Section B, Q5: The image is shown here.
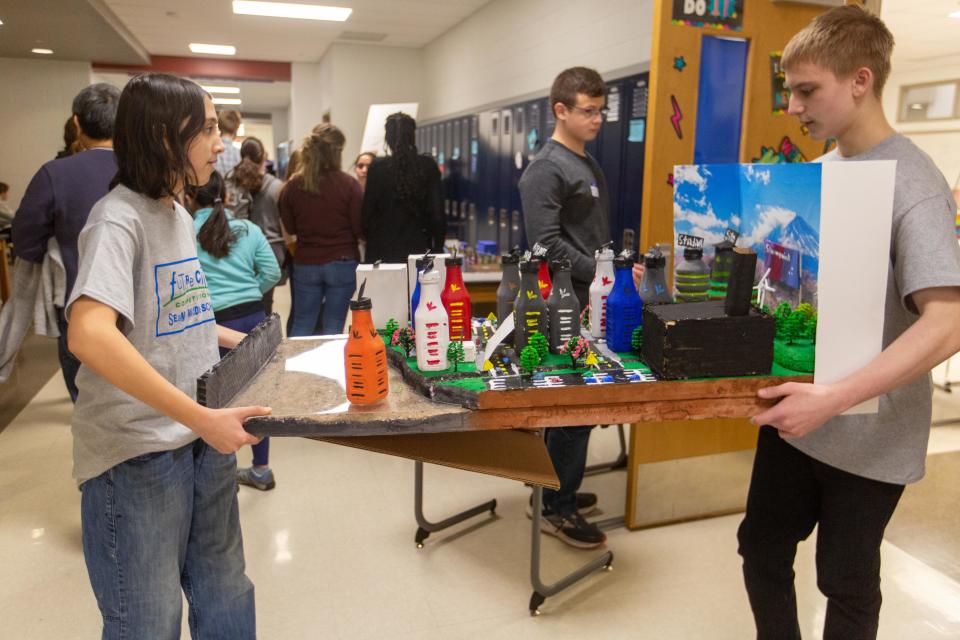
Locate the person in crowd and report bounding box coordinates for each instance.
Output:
[280,124,362,336]
[361,113,444,263]
[66,73,266,638]
[230,136,287,314]
[55,116,82,159]
[352,151,375,190]
[215,109,242,178]
[519,66,610,549]
[11,83,121,402]
[186,170,280,491]
[0,182,13,227]
[737,7,960,639]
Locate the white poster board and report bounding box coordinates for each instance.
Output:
[360,103,420,156]
[815,160,896,414]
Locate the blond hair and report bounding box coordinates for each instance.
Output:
[298,123,345,193]
[781,4,894,97]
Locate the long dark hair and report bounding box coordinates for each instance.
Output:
[112,73,208,200]
[233,136,265,194]
[384,112,422,208]
[187,171,240,259]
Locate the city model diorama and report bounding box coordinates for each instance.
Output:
[200,161,895,421]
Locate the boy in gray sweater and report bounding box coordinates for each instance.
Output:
[519,67,611,549]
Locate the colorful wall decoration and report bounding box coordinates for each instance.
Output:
[672,0,745,31]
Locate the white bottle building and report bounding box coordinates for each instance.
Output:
[588,246,615,340]
[414,268,450,371]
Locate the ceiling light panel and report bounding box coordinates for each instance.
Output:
[189,43,237,56]
[232,1,352,22]
[212,97,243,105]
[31,48,54,55]
[202,85,241,94]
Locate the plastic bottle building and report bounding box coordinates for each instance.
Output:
[513,257,549,353]
[675,246,711,302]
[441,254,472,341]
[537,259,552,300]
[546,257,581,353]
[414,266,450,371]
[344,282,389,405]
[639,247,673,304]
[710,239,735,299]
[495,251,521,325]
[531,242,552,299]
[588,244,615,339]
[410,256,428,326]
[605,251,643,352]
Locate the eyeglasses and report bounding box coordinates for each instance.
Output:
[565,104,609,120]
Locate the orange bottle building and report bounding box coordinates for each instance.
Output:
[344,284,389,405]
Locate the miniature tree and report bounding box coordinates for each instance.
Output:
[801,312,818,342]
[529,332,549,360]
[383,318,399,337]
[392,326,416,358]
[580,304,590,331]
[774,302,792,323]
[631,325,644,353]
[447,341,465,372]
[784,310,806,344]
[584,351,599,368]
[561,335,589,368]
[794,302,815,319]
[520,345,541,375]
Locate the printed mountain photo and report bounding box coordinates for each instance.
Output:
[673,163,821,311]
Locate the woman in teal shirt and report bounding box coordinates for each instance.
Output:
[186,170,280,490]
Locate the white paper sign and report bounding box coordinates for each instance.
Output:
[815,160,896,414]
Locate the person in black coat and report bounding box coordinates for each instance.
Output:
[361,112,445,263]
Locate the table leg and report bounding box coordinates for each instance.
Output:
[584,424,629,476]
[528,483,614,616]
[414,460,498,548]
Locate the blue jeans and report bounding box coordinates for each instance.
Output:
[80,440,256,640]
[543,425,594,515]
[290,259,357,336]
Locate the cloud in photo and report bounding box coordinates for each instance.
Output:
[744,164,771,185]
[674,201,724,230]
[742,205,797,246]
[675,165,709,191]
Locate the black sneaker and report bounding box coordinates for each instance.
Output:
[527,492,598,517]
[540,510,607,549]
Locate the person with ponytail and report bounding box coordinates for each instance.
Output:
[279,123,363,336]
[361,112,444,263]
[230,136,287,314]
[185,169,280,491]
[64,73,266,638]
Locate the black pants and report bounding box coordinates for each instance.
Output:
[543,425,593,515]
[737,426,904,640]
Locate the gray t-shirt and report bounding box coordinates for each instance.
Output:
[67,184,219,485]
[788,134,960,484]
[520,139,611,299]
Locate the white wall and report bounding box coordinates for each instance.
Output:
[0,58,94,208]
[419,0,654,121]
[288,44,424,162]
[883,59,960,188]
[289,59,334,148]
[328,43,425,161]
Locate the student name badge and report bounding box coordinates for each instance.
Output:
[590,182,600,198]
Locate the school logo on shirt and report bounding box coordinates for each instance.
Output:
[154,257,216,337]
